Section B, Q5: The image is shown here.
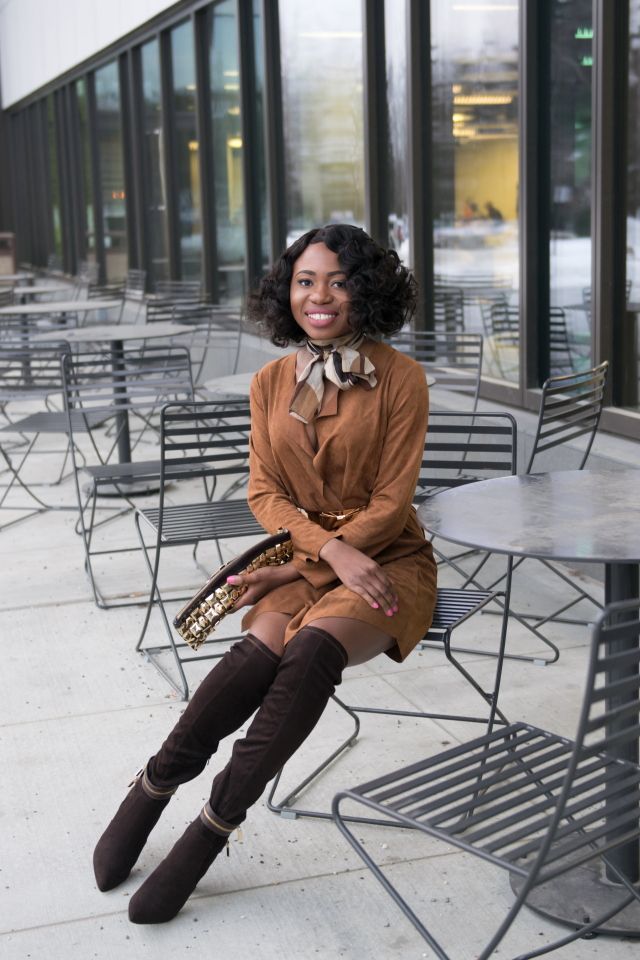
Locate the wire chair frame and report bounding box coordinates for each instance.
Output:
[133,399,266,699]
[61,345,194,608]
[332,598,640,960]
[267,411,517,823]
[389,330,483,412]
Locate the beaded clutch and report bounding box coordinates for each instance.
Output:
[173,529,293,651]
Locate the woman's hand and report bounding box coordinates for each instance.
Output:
[227,563,302,610]
[319,538,399,617]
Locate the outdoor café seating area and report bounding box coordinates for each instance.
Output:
[2,264,640,959]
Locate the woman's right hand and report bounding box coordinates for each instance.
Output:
[227,563,302,610]
[319,538,399,617]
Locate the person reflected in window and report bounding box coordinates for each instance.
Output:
[92,223,437,924]
[485,201,504,222]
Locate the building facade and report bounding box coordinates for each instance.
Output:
[0,0,639,438]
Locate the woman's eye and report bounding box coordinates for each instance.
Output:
[298,279,312,287]
[332,280,346,289]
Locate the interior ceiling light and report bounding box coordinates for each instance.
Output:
[452,4,518,10]
[227,136,243,149]
[223,70,240,77]
[224,83,240,91]
[454,94,513,105]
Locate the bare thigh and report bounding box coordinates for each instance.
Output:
[307,617,395,667]
[248,612,291,658]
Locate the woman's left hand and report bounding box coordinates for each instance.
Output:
[227,564,302,610]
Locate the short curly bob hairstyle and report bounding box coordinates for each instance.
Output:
[246,223,417,346]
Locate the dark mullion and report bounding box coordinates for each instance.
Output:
[160,28,180,280]
[237,0,262,291]
[407,0,433,331]
[119,52,137,273]
[56,88,74,273]
[261,0,286,263]
[194,5,218,301]
[362,0,388,247]
[0,72,14,239]
[128,47,146,279]
[41,99,56,263]
[520,0,550,394]
[67,83,87,268]
[87,73,107,283]
[592,0,630,407]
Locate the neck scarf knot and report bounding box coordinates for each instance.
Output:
[289,333,377,424]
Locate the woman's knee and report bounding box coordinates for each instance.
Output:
[247,612,290,658]
[306,617,395,667]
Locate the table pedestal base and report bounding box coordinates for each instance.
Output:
[511,857,640,937]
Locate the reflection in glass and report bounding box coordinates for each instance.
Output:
[47,95,62,259]
[209,1,244,302]
[431,1,519,384]
[171,20,202,282]
[141,39,170,285]
[549,0,592,376]
[76,79,96,262]
[627,1,640,410]
[95,60,128,280]
[279,0,365,245]
[385,0,409,265]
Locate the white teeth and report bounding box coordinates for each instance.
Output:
[308,313,336,320]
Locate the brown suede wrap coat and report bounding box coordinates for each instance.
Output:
[241,339,437,661]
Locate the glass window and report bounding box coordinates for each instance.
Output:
[47,95,63,260]
[385,0,409,266]
[626,1,640,411]
[549,1,593,377]
[209,0,245,302]
[141,39,170,285]
[94,60,128,280]
[253,0,269,269]
[171,20,202,282]
[76,79,96,263]
[431,1,519,384]
[279,0,365,245]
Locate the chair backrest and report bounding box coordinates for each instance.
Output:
[528,599,640,885]
[435,273,512,302]
[0,288,14,307]
[155,280,202,300]
[390,330,483,411]
[548,307,574,373]
[433,286,464,333]
[125,269,147,300]
[526,360,609,473]
[61,346,194,460]
[0,341,70,401]
[145,298,177,324]
[415,410,517,502]
[158,399,252,495]
[87,280,125,300]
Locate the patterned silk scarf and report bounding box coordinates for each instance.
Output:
[289,333,377,424]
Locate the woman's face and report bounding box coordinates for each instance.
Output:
[290,242,352,340]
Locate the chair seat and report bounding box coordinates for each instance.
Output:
[425,587,496,638]
[139,498,264,545]
[0,410,107,435]
[343,719,640,886]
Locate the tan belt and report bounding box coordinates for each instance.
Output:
[296,504,364,529]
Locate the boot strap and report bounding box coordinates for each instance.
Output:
[200,801,236,837]
[129,765,178,800]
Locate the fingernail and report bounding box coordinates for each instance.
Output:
[227,576,240,584]
[372,602,379,609]
[386,610,394,617]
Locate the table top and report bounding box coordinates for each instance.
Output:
[0,272,34,284]
[0,299,121,316]
[34,321,191,344]
[13,285,72,299]
[417,470,640,564]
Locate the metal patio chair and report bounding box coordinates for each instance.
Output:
[61,345,194,608]
[154,279,203,300]
[133,399,265,699]
[124,269,147,319]
[388,330,483,412]
[266,411,516,822]
[332,598,640,959]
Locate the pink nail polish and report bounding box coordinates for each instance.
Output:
[372,602,379,609]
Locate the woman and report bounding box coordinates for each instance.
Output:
[93,223,437,923]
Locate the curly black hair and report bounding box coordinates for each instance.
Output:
[246,223,417,346]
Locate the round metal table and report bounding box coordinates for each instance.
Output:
[417,469,640,935]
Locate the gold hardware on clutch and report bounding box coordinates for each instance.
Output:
[176,536,293,650]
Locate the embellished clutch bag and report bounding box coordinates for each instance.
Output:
[173,529,294,651]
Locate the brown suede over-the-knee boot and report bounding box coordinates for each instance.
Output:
[93,634,280,892]
[128,626,347,923]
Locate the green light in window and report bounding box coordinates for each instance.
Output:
[575,27,593,40]
[580,55,593,67]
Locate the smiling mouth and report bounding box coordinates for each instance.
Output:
[306,312,338,321]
